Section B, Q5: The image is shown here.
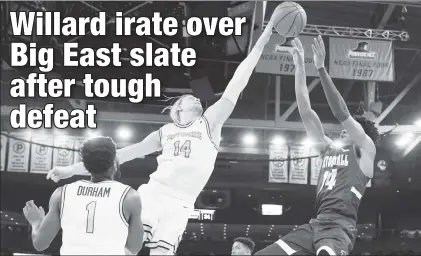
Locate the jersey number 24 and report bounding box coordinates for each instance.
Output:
[174,140,191,158]
[319,169,338,193]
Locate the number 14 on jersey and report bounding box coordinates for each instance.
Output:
[319,169,337,193]
[174,140,192,158]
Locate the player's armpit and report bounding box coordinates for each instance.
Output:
[124,189,144,255]
[117,130,161,164]
[203,97,234,128]
[341,117,376,157]
[32,187,62,251]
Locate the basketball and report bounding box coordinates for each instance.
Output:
[271,2,307,37]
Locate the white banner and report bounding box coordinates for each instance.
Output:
[269,144,289,183]
[310,148,323,185]
[1,134,7,171]
[7,133,30,172]
[289,146,309,184]
[73,138,90,176]
[256,35,318,76]
[30,136,53,173]
[329,37,394,82]
[53,136,75,167]
[73,138,85,164]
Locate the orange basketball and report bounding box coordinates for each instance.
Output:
[272,2,307,37]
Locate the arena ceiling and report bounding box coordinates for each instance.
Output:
[1,1,421,159]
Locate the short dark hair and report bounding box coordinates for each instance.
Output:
[353,115,380,145]
[80,136,117,174]
[234,237,255,252]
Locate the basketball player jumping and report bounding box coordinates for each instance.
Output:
[24,137,144,255]
[46,16,278,255]
[256,36,379,256]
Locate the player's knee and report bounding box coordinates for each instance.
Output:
[318,250,331,256]
[316,246,336,256]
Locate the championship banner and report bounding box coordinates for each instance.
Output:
[7,133,30,172]
[329,37,394,82]
[268,144,289,183]
[1,133,7,171]
[73,137,84,164]
[53,136,75,167]
[74,137,90,176]
[256,35,318,76]
[30,136,53,173]
[310,147,323,185]
[289,146,309,185]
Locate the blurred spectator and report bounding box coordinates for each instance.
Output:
[231,237,255,255]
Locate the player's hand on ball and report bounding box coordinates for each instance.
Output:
[289,38,305,65]
[311,35,326,69]
[23,200,45,226]
[46,166,74,183]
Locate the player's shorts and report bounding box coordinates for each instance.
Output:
[255,213,358,256]
[137,183,194,254]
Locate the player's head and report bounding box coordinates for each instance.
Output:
[340,115,380,146]
[162,94,203,124]
[80,136,120,180]
[231,237,255,255]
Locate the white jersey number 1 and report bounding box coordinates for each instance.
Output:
[86,201,97,233]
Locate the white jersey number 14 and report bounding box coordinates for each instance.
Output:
[174,140,192,158]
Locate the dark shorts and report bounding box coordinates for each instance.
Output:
[256,216,357,256]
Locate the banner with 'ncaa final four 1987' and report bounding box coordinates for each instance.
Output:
[329,37,394,82]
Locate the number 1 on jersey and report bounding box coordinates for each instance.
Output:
[174,140,191,158]
[86,201,96,233]
[319,169,338,193]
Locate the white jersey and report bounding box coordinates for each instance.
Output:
[60,180,131,255]
[150,116,219,204]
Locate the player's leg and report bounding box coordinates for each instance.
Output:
[313,220,357,256]
[137,185,160,248]
[255,224,315,255]
[148,200,193,255]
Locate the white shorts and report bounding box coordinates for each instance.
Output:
[137,184,193,253]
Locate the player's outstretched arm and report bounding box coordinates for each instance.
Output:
[116,130,161,163]
[124,189,144,255]
[204,21,274,128]
[47,131,162,182]
[312,35,376,156]
[23,188,62,251]
[289,38,331,153]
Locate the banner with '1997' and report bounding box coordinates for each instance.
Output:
[256,35,318,77]
[329,37,394,82]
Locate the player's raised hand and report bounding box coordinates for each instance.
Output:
[311,35,326,69]
[288,38,305,66]
[46,166,74,183]
[23,200,45,226]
